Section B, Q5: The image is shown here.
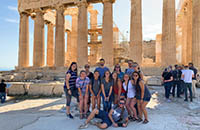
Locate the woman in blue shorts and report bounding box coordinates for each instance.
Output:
[132,71,151,124]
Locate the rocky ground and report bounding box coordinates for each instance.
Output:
[0,86,200,130]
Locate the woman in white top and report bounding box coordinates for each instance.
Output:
[123,73,138,121]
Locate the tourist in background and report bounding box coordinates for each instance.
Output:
[0,79,7,103]
[101,70,113,112]
[90,70,101,110]
[64,62,79,119]
[182,65,194,102]
[94,58,110,78]
[112,71,122,104]
[76,70,90,119]
[132,71,151,124]
[162,67,173,102]
[125,60,135,77]
[172,65,182,98]
[113,64,124,80]
[189,63,198,98]
[123,73,138,121]
[84,64,94,113]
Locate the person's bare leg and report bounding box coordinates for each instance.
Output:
[84,95,88,114]
[85,109,99,124]
[92,96,95,110]
[96,123,108,129]
[126,98,132,116]
[97,96,101,110]
[130,98,138,119]
[79,96,83,115]
[137,100,142,119]
[141,102,148,120]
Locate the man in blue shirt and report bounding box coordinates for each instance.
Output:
[94,59,110,78]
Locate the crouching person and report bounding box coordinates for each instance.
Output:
[79,98,129,129]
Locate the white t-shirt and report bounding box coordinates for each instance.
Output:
[182,69,194,83]
[123,81,136,98]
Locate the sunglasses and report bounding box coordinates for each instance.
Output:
[133,75,138,77]
[119,102,125,105]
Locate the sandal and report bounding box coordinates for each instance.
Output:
[143,119,149,124]
[80,114,83,119]
[132,117,137,121]
[137,118,143,122]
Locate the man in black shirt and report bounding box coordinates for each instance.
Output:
[162,67,173,102]
[0,79,7,103]
[172,65,182,98]
[189,63,198,98]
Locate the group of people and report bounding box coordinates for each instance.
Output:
[162,63,198,102]
[64,59,151,129]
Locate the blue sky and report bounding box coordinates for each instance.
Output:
[0,0,180,69]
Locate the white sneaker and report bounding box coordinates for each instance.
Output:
[79,123,89,129]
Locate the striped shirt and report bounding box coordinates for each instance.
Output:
[64,70,77,89]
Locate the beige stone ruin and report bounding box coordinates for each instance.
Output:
[17,0,200,70]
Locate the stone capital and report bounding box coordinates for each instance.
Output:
[76,0,88,7]
[102,0,115,3]
[55,5,65,12]
[19,12,29,18]
[34,8,46,15]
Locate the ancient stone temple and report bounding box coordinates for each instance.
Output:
[17,0,200,69]
[17,0,127,69]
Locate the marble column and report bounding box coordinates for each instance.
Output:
[77,0,88,67]
[130,0,143,64]
[102,0,115,66]
[192,0,200,68]
[89,10,98,65]
[47,23,54,67]
[156,34,162,65]
[89,10,98,42]
[18,12,29,68]
[68,14,78,63]
[181,11,188,65]
[33,11,45,67]
[65,31,71,66]
[55,6,65,67]
[161,0,176,66]
[187,2,193,63]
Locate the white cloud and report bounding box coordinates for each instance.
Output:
[5,18,19,24]
[8,6,18,12]
[143,24,162,40]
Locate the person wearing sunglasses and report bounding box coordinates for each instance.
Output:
[113,64,124,80]
[79,98,129,129]
[94,58,110,78]
[132,71,151,124]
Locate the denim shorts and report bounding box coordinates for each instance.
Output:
[95,110,112,127]
[136,96,151,102]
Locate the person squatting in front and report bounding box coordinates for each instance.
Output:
[79,98,129,129]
